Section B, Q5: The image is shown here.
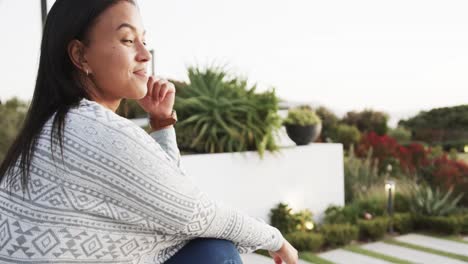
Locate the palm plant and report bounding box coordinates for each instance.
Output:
[174,66,282,156]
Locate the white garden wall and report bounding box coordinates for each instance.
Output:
[180,137,344,223]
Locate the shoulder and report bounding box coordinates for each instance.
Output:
[64,98,155,149]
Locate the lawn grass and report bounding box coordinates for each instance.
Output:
[299,252,335,264]
[344,245,412,264]
[384,238,468,262]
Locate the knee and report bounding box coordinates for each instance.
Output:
[191,238,242,263]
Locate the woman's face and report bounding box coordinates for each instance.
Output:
[81,1,151,107]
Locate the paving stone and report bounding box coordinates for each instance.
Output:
[362,241,466,264]
[395,234,468,257]
[318,248,392,264]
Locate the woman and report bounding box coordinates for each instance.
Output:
[0,0,298,263]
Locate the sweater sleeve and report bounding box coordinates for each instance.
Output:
[148,126,180,167]
[79,114,284,253]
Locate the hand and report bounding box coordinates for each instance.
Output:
[137,76,175,119]
[268,240,298,264]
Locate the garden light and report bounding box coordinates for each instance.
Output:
[305,221,314,230]
[464,145,468,153]
[385,180,395,234]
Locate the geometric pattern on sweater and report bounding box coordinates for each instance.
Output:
[0,98,284,263]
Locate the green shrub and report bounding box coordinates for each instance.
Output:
[388,126,412,144]
[342,109,389,136]
[409,185,463,216]
[394,192,411,213]
[358,217,389,240]
[285,232,324,252]
[392,213,413,234]
[320,224,359,247]
[457,214,468,234]
[283,106,321,126]
[413,215,461,235]
[270,203,298,235]
[323,204,360,225]
[333,124,361,150]
[294,209,315,232]
[316,106,340,142]
[174,66,282,156]
[355,198,386,217]
[0,97,29,163]
[344,145,380,203]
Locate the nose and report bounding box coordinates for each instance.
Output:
[136,42,152,62]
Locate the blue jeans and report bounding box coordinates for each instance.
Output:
[165,238,243,264]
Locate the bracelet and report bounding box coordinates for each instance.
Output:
[149,110,177,131]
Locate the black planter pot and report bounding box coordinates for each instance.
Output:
[285,123,322,145]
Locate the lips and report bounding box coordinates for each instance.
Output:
[133,69,147,78]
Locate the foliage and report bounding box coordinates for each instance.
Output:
[323,198,386,225]
[457,214,468,234]
[399,104,468,150]
[115,99,147,119]
[392,213,413,234]
[283,106,321,126]
[0,97,29,163]
[269,203,315,235]
[357,217,389,240]
[342,109,389,135]
[424,154,468,207]
[284,232,323,252]
[319,224,359,247]
[344,145,379,203]
[356,132,430,176]
[332,124,361,150]
[323,204,360,225]
[315,106,340,142]
[174,66,282,156]
[270,203,298,235]
[294,209,315,232]
[413,215,461,235]
[409,184,463,216]
[388,126,412,144]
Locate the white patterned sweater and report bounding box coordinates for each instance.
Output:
[0,98,284,263]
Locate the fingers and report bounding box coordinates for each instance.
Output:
[148,76,175,103]
[146,76,154,98]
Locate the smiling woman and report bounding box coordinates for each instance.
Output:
[0,1,298,264]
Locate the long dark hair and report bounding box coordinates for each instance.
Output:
[0,0,135,192]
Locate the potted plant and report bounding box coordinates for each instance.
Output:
[283,106,322,145]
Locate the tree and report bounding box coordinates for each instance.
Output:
[316,106,340,142]
[399,105,468,151]
[0,97,29,162]
[342,109,389,135]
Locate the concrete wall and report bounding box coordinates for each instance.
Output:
[180,141,344,223]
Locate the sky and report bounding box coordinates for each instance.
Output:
[1,0,468,127]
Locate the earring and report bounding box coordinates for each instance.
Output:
[85,69,89,76]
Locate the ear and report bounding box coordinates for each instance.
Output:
[67,39,90,74]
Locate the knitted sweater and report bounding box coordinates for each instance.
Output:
[0,98,284,263]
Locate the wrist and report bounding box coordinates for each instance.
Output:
[149,110,177,131]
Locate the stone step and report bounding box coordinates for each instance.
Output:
[318,248,392,264]
[362,241,466,264]
[395,234,468,257]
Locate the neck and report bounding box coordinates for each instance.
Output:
[88,94,121,112]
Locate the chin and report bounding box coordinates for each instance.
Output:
[129,85,147,100]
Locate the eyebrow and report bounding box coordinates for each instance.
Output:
[116,23,146,35]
